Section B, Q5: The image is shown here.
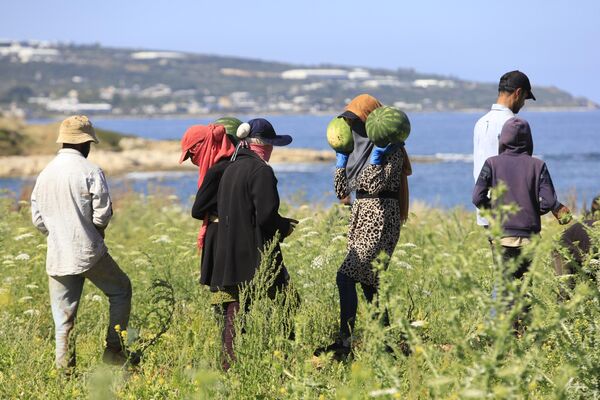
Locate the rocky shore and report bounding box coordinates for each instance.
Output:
[0,137,336,177]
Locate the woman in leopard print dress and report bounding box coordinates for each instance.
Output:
[315,94,409,358]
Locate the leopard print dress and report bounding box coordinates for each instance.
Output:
[334,148,404,287]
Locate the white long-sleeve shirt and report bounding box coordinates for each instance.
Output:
[473,104,515,226]
[31,148,112,276]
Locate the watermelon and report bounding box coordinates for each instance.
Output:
[365,106,411,147]
[326,117,354,153]
[213,117,242,143]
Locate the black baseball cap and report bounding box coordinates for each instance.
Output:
[498,70,536,101]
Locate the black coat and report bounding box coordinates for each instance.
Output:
[214,148,291,287]
[191,159,229,287]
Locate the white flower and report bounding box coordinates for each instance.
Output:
[15,253,30,261]
[25,284,38,290]
[18,296,33,303]
[397,261,413,270]
[133,259,150,267]
[410,320,427,328]
[23,309,40,316]
[311,255,324,269]
[399,242,417,249]
[153,235,171,243]
[14,233,34,241]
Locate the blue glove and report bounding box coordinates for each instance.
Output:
[370,143,399,165]
[336,152,349,168]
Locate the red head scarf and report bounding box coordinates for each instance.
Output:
[179,124,235,249]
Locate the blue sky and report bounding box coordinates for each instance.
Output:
[3,0,600,103]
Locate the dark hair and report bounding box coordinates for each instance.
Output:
[592,195,600,213]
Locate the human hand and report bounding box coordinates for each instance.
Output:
[370,143,399,165]
[335,152,349,168]
[286,218,299,237]
[552,203,572,225]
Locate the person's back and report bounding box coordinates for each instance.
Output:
[473,70,536,226]
[473,117,563,238]
[31,115,136,369]
[32,148,110,275]
[216,148,290,287]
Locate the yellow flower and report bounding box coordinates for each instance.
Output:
[114,324,121,332]
[120,330,128,340]
[414,345,424,355]
[279,387,287,395]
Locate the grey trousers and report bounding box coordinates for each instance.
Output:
[48,253,132,368]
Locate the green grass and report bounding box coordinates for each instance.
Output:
[0,194,599,399]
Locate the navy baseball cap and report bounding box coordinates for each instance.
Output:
[499,70,536,100]
[247,118,292,146]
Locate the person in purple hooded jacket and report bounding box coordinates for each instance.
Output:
[472,117,571,328]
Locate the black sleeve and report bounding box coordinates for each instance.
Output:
[191,168,221,220]
[472,160,492,209]
[249,165,290,239]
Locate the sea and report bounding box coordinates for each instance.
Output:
[2,111,599,209]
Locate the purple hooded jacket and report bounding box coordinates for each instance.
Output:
[472,117,560,237]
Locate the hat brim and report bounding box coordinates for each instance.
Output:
[260,135,293,146]
[338,110,359,120]
[178,150,191,164]
[527,90,536,101]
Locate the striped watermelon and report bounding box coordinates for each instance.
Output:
[326,117,354,153]
[213,117,242,143]
[365,106,411,147]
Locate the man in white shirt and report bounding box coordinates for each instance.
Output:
[473,70,536,226]
[31,115,138,369]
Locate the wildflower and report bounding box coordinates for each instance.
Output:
[397,261,413,270]
[311,255,324,269]
[14,233,34,241]
[120,330,128,340]
[414,345,424,355]
[273,350,283,359]
[152,235,171,244]
[410,320,428,328]
[15,253,30,261]
[114,324,121,332]
[399,242,417,248]
[279,387,287,395]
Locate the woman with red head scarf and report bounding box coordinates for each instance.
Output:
[180,123,236,281]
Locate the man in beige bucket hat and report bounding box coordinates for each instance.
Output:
[31,115,139,370]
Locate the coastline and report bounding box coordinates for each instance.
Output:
[0,138,337,178]
[27,106,600,122]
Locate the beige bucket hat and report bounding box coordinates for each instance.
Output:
[56,115,99,144]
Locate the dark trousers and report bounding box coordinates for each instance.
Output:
[502,246,532,332]
[336,271,378,340]
[218,301,240,371]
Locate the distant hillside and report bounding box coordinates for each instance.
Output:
[0,40,597,117]
[0,117,125,156]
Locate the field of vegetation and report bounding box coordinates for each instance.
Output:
[0,192,599,399]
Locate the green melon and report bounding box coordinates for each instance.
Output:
[212,117,242,143]
[365,106,411,147]
[326,117,354,153]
